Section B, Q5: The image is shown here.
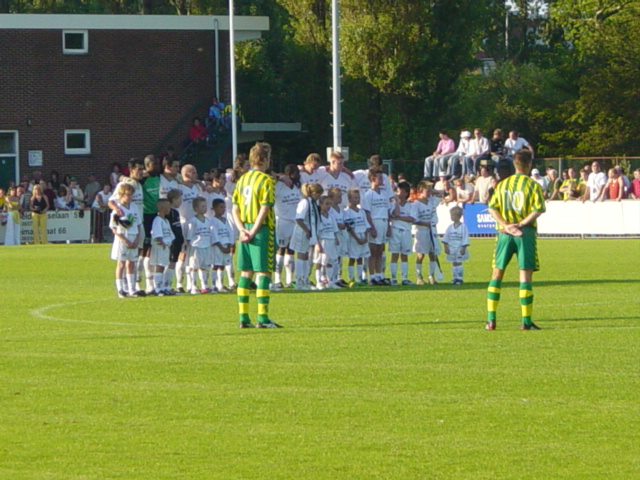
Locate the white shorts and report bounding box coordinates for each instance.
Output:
[314,238,337,266]
[388,228,412,255]
[446,247,470,264]
[276,218,296,249]
[111,237,139,262]
[347,232,371,260]
[149,243,171,267]
[368,218,389,246]
[227,212,239,242]
[290,224,313,254]
[413,228,435,255]
[188,247,211,269]
[336,230,349,257]
[212,246,232,267]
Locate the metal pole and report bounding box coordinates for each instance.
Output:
[331,0,342,150]
[214,18,220,98]
[229,0,238,160]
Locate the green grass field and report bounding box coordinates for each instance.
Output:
[1,239,639,479]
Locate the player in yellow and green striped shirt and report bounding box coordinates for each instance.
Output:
[231,142,281,329]
[486,149,546,331]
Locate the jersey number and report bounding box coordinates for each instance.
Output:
[242,185,253,207]
[503,190,525,213]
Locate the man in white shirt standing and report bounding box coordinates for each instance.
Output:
[581,161,607,203]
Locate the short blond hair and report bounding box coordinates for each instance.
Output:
[249,142,271,168]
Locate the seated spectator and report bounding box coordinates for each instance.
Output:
[599,168,625,201]
[434,175,456,204]
[473,165,495,204]
[490,129,507,166]
[462,128,490,178]
[84,174,101,205]
[43,181,56,207]
[55,186,75,210]
[504,130,534,158]
[454,176,475,205]
[559,167,581,201]
[206,96,226,131]
[581,161,607,202]
[546,169,562,202]
[439,130,471,178]
[530,168,548,190]
[630,168,640,199]
[424,130,455,179]
[68,177,86,208]
[188,117,207,146]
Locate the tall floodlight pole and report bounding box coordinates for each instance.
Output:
[229,0,238,160]
[331,0,342,151]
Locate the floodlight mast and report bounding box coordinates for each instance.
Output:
[229,0,238,160]
[331,0,342,151]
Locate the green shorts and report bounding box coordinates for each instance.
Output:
[492,226,540,271]
[236,224,275,273]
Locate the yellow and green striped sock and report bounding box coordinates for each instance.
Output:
[237,276,252,324]
[487,279,502,322]
[256,275,271,324]
[519,282,534,326]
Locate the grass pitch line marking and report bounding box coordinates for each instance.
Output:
[29,300,220,329]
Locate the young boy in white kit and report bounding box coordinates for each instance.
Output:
[314,195,340,289]
[273,164,302,290]
[343,188,371,286]
[412,181,442,285]
[110,183,143,298]
[388,181,415,286]
[186,196,214,295]
[290,182,323,291]
[442,206,470,285]
[149,198,176,296]
[211,198,234,293]
[327,187,348,287]
[361,169,391,286]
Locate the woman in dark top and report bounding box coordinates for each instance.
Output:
[30,184,50,244]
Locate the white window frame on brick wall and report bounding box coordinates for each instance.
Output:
[62,30,88,54]
[64,130,91,155]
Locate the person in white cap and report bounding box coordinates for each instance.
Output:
[530,168,548,190]
[438,130,472,178]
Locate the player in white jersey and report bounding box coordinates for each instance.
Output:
[210,198,234,293]
[149,198,176,295]
[290,183,323,290]
[159,157,180,199]
[361,170,391,285]
[343,188,371,285]
[412,181,443,285]
[108,158,146,294]
[327,187,348,287]
[317,151,356,208]
[204,168,226,220]
[109,183,143,298]
[272,165,302,290]
[185,197,214,295]
[352,155,395,200]
[314,195,340,289]
[388,181,416,286]
[299,153,323,185]
[442,206,470,285]
[175,164,202,292]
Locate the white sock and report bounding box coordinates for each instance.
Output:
[296,259,306,285]
[126,274,136,294]
[216,269,224,290]
[198,270,208,290]
[357,264,364,281]
[135,256,144,290]
[164,268,175,291]
[348,265,355,281]
[115,278,123,292]
[175,259,184,288]
[381,253,387,277]
[207,267,214,289]
[154,273,163,292]
[401,262,408,280]
[315,267,322,285]
[429,261,437,276]
[416,264,423,277]
[390,263,398,280]
[284,254,295,285]
[274,254,284,284]
[189,270,197,290]
[143,257,153,292]
[225,264,236,286]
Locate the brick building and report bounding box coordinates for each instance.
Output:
[0,14,271,188]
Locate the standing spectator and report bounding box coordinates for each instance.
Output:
[581,161,607,203]
[84,174,101,206]
[68,177,85,209]
[598,168,625,201]
[49,170,61,190]
[462,128,490,178]
[43,181,56,207]
[188,117,207,146]
[207,96,226,132]
[424,130,456,179]
[454,177,475,205]
[630,168,640,199]
[17,185,30,213]
[546,169,562,202]
[0,187,6,211]
[4,186,22,245]
[29,184,50,244]
[62,174,72,187]
[91,184,112,242]
[485,149,546,331]
[28,170,43,193]
[110,163,122,190]
[615,166,631,197]
[503,130,534,158]
[559,167,581,201]
[530,169,548,190]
